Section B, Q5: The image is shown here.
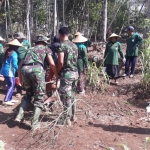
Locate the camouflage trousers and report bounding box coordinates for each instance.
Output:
[59,78,77,119]
[21,65,45,108]
[77,72,86,92]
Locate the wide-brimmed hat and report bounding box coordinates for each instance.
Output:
[15,32,26,39]
[0,36,5,41]
[7,39,22,47]
[72,34,88,43]
[107,33,121,40]
[35,35,49,44]
[75,32,81,36]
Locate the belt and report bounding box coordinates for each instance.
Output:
[22,62,43,67]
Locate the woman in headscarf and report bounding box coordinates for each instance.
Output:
[1,39,22,106]
[73,33,88,94]
[104,33,125,84]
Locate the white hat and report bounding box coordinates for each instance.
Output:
[15,32,26,39]
[0,36,4,41]
[107,33,121,40]
[7,39,22,47]
[72,34,88,43]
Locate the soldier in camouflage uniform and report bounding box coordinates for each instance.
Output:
[57,27,78,126]
[15,35,59,130]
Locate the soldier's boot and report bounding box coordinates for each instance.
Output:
[64,107,72,126]
[70,101,77,122]
[31,106,41,131]
[15,99,29,122]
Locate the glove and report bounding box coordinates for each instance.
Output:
[123,58,126,64]
[132,44,138,51]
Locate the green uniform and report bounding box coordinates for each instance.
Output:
[16,44,52,129]
[58,40,78,79]
[16,39,31,64]
[126,32,143,56]
[58,40,78,121]
[76,43,88,92]
[76,43,88,73]
[22,45,52,108]
[104,42,124,65]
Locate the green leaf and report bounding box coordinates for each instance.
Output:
[119,144,130,150]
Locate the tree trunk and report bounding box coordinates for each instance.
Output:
[54,0,57,36]
[79,0,86,31]
[4,0,8,39]
[119,10,127,35]
[148,0,150,19]
[30,0,33,42]
[62,0,65,26]
[102,0,107,42]
[47,0,51,35]
[107,1,125,31]
[87,0,90,37]
[27,0,31,44]
[7,0,13,38]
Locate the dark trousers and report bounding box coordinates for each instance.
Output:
[15,71,22,94]
[4,76,16,102]
[125,56,137,75]
[16,85,22,94]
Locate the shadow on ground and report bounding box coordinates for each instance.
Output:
[89,122,150,135]
[0,101,55,131]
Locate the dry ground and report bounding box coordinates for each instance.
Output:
[0,73,150,150]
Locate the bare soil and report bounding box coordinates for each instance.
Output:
[0,43,149,150]
[0,73,150,150]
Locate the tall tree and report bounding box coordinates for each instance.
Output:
[7,0,13,38]
[102,0,107,42]
[4,0,8,39]
[62,0,65,26]
[27,0,31,44]
[148,0,150,19]
[54,0,57,36]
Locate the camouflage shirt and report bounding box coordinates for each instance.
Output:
[23,45,52,65]
[58,40,78,79]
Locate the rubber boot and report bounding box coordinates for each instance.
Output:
[70,101,77,122]
[15,98,29,122]
[64,101,72,126]
[31,106,42,130]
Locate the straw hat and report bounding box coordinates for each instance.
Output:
[75,32,81,36]
[107,33,121,40]
[0,36,4,41]
[7,39,22,47]
[72,34,88,43]
[15,32,26,39]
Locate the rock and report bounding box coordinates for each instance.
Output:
[112,93,115,97]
